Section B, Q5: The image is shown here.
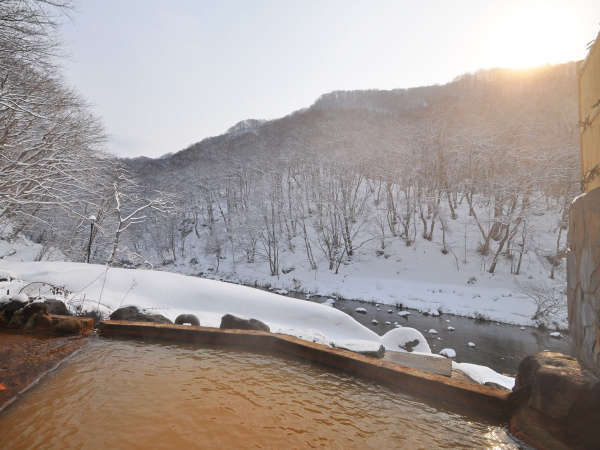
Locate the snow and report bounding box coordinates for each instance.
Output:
[549,331,562,338]
[322,298,336,307]
[439,348,456,358]
[467,342,476,348]
[332,339,382,354]
[0,262,380,346]
[428,329,438,334]
[354,307,367,314]
[447,326,455,331]
[397,311,411,317]
[371,319,378,325]
[452,362,515,390]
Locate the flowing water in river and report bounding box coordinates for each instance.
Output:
[0,338,520,449]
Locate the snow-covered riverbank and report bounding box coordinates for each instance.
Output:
[0,261,515,389]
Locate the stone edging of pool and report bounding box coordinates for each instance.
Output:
[98,320,511,423]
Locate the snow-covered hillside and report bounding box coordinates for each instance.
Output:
[157,193,569,329]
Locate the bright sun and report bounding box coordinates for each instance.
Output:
[485,5,574,69]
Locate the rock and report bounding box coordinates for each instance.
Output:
[371,319,378,325]
[175,314,200,326]
[0,299,26,322]
[24,312,53,331]
[53,317,82,335]
[567,188,600,376]
[397,311,410,317]
[447,326,455,331]
[44,299,70,316]
[428,329,438,334]
[354,307,367,314]
[468,342,476,348]
[511,352,600,448]
[20,302,48,323]
[512,352,594,419]
[358,344,385,359]
[219,314,270,332]
[109,305,172,324]
[8,308,25,328]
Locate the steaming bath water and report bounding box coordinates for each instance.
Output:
[0,339,519,448]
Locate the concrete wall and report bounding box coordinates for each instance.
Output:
[568,187,600,375]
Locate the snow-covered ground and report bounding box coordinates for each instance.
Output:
[0,260,515,389]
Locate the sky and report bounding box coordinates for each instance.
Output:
[59,0,600,158]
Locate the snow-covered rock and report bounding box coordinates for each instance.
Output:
[439,348,456,358]
[447,326,455,331]
[467,341,476,348]
[355,307,367,314]
[428,328,438,334]
[397,311,410,317]
[549,331,562,338]
[381,327,431,353]
[371,319,379,325]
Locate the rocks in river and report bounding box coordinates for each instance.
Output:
[109,305,172,324]
[510,352,600,449]
[44,299,70,316]
[385,321,391,325]
[354,307,367,314]
[371,319,379,325]
[175,314,200,326]
[467,341,476,348]
[219,313,270,332]
[439,348,456,358]
[387,309,393,314]
[447,326,455,331]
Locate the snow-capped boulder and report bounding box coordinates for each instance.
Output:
[397,311,410,317]
[447,326,455,331]
[355,307,367,314]
[428,329,438,334]
[381,327,431,353]
[439,348,456,358]
[467,341,476,348]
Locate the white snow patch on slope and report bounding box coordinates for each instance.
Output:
[452,362,515,390]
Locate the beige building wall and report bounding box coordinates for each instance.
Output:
[579,33,600,192]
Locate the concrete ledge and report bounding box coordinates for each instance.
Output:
[98,320,511,422]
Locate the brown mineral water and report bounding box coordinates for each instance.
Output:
[0,339,519,449]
